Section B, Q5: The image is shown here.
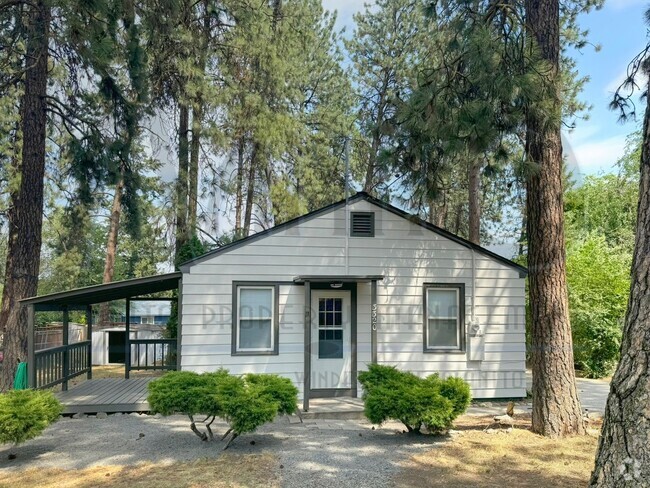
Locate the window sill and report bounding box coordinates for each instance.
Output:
[231,350,279,356]
[423,349,466,355]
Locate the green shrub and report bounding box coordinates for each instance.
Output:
[436,376,471,417]
[147,370,299,447]
[358,364,469,434]
[147,370,227,417]
[245,373,298,416]
[0,390,62,446]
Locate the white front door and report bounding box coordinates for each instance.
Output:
[311,290,352,390]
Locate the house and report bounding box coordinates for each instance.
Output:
[178,192,527,408]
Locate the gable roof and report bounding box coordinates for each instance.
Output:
[180,192,527,276]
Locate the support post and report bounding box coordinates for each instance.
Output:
[371,280,377,364]
[303,281,311,412]
[27,304,36,388]
[86,305,93,379]
[62,305,69,391]
[176,278,182,371]
[125,298,131,379]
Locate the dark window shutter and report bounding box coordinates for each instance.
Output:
[350,212,375,237]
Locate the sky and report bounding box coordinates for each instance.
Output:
[323,0,650,177]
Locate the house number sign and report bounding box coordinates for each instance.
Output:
[371,304,377,331]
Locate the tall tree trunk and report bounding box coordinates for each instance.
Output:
[234,136,245,235]
[243,143,258,236]
[98,177,124,327]
[364,79,389,194]
[468,159,481,244]
[589,75,650,487]
[188,103,202,234]
[525,0,584,437]
[0,1,49,390]
[175,103,190,262]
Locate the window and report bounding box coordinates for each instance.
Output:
[318,298,343,358]
[424,284,464,352]
[350,212,375,237]
[233,284,278,354]
[140,316,154,325]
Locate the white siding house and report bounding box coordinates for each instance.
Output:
[179,192,527,407]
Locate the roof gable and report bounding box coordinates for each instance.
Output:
[180,193,527,276]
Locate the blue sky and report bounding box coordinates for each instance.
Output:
[323,0,649,176]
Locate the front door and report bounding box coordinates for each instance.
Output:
[311,290,352,391]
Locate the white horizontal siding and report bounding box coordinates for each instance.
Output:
[180,199,526,399]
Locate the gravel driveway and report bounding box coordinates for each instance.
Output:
[0,414,441,487]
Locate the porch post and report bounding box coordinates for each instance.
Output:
[303,280,311,412]
[125,298,131,379]
[86,305,93,379]
[27,304,36,388]
[62,305,69,391]
[371,279,377,364]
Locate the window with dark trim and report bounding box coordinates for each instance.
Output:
[423,283,465,352]
[232,283,279,355]
[350,212,375,237]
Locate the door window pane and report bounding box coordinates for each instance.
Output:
[319,329,343,358]
[318,298,342,328]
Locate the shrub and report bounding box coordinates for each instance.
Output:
[147,370,299,448]
[436,376,472,417]
[245,373,299,416]
[358,364,470,434]
[0,390,62,450]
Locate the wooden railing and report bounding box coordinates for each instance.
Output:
[34,341,91,389]
[128,338,176,372]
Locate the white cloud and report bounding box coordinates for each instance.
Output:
[564,133,627,175]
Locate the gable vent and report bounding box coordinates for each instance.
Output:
[350,212,375,237]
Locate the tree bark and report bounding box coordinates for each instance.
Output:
[234,136,245,235]
[243,143,258,236]
[0,1,49,390]
[188,103,202,234]
[589,75,650,486]
[468,159,481,244]
[525,0,584,437]
[98,176,124,327]
[363,74,389,194]
[175,103,190,262]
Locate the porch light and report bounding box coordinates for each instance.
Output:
[330,282,343,289]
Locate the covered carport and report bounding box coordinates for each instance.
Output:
[20,272,181,413]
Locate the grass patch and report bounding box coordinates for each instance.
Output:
[0,453,279,488]
[396,414,600,488]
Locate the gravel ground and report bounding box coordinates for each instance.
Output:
[0,414,441,487]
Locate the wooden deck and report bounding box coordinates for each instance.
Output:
[55,378,155,414]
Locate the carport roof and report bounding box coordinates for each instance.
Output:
[20,272,181,311]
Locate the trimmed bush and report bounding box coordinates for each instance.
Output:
[359,364,470,434]
[147,370,299,448]
[245,373,299,416]
[0,390,62,450]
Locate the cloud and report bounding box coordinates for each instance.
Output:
[564,133,627,175]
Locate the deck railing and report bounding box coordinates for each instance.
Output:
[34,340,91,389]
[128,338,177,372]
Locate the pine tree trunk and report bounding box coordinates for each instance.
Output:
[175,103,190,262]
[525,0,585,437]
[234,136,245,235]
[468,160,481,244]
[243,143,258,236]
[188,103,202,234]
[0,1,49,390]
[98,177,124,327]
[589,75,650,486]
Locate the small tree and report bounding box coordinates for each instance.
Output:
[0,390,62,458]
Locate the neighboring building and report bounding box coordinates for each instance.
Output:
[178,192,527,402]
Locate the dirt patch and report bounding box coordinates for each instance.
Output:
[0,453,279,488]
[396,414,601,488]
